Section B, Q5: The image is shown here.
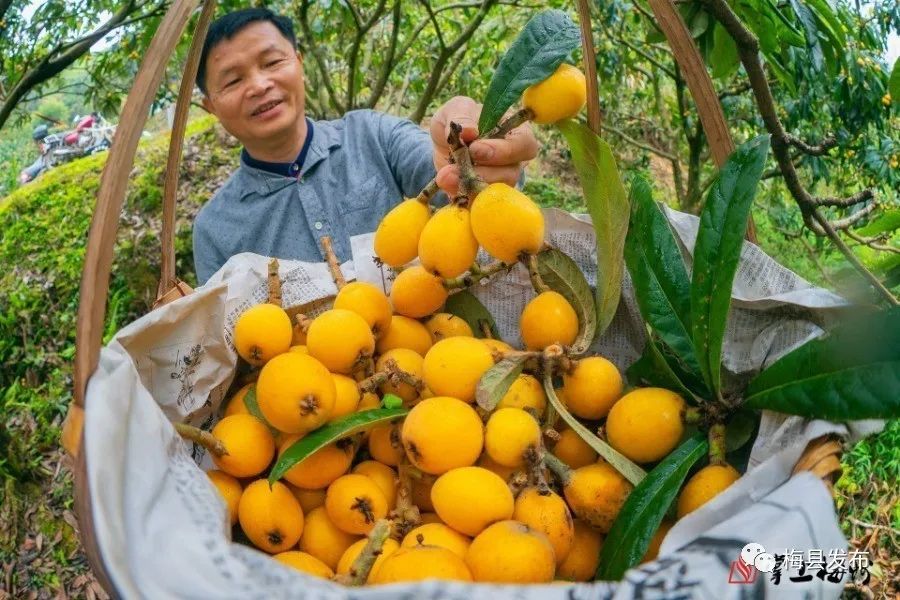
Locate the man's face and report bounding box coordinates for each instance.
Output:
[202,21,305,147]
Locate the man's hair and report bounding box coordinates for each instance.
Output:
[197,8,298,95]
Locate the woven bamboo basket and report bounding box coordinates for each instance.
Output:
[61,0,844,593]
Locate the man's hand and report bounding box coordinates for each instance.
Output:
[430,96,538,197]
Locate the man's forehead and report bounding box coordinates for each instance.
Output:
[207,22,293,69]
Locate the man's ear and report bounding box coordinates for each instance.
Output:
[296,50,303,64]
[201,94,214,115]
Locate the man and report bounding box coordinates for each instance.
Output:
[193,7,538,284]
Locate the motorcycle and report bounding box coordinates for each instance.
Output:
[18,113,117,185]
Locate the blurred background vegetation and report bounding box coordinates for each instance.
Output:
[0,0,897,597]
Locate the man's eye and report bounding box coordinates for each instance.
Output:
[266,59,284,68]
[224,79,240,88]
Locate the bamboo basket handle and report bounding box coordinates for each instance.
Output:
[156,0,217,305]
[643,0,757,243]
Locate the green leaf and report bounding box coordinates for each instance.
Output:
[626,332,703,403]
[444,290,500,339]
[556,119,630,337]
[542,372,646,486]
[596,434,708,580]
[890,57,900,102]
[710,23,740,79]
[856,208,900,237]
[269,408,408,484]
[725,409,759,452]
[478,10,581,133]
[766,0,805,47]
[745,307,900,420]
[691,135,770,397]
[476,355,527,411]
[536,248,597,354]
[242,385,278,434]
[789,0,824,70]
[688,9,710,38]
[623,176,702,381]
[383,394,402,409]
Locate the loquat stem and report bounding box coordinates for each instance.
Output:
[479,321,493,339]
[443,260,512,290]
[338,519,392,586]
[356,359,424,395]
[357,371,390,394]
[174,423,227,457]
[409,109,534,207]
[709,423,727,466]
[447,121,487,204]
[484,107,534,139]
[525,445,550,490]
[267,258,282,307]
[320,236,346,289]
[542,452,573,486]
[390,460,421,540]
[683,406,704,426]
[294,313,313,333]
[526,253,550,293]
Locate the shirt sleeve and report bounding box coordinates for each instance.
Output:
[376,112,438,199]
[192,207,226,286]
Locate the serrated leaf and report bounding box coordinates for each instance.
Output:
[745,307,900,420]
[624,176,702,382]
[595,434,707,580]
[269,408,408,484]
[535,248,597,354]
[556,119,630,337]
[444,290,500,339]
[478,10,581,133]
[890,57,900,102]
[691,135,770,398]
[542,372,645,486]
[476,356,527,411]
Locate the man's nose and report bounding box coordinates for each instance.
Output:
[246,70,274,97]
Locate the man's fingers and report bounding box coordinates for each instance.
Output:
[431,96,481,147]
[474,164,521,187]
[468,124,538,166]
[436,163,522,197]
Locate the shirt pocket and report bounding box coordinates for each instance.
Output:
[338,174,380,214]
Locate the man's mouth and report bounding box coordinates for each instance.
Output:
[251,99,283,116]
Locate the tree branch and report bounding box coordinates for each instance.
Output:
[367,0,402,108]
[700,0,896,305]
[785,133,837,156]
[418,0,446,49]
[409,0,499,123]
[844,230,900,255]
[0,0,139,129]
[601,123,678,161]
[298,0,346,115]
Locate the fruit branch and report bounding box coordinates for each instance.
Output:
[357,359,424,394]
[443,260,511,290]
[341,518,392,585]
[526,253,550,294]
[267,258,282,307]
[320,236,347,290]
[708,422,726,466]
[682,406,703,426]
[484,107,534,139]
[414,179,440,205]
[447,121,487,203]
[699,0,897,306]
[174,423,227,457]
[390,460,422,539]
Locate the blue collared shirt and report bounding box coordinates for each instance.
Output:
[239,118,315,178]
[192,109,436,284]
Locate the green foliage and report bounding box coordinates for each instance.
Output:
[0,117,235,570]
[269,408,408,484]
[477,9,581,133]
[597,434,707,580]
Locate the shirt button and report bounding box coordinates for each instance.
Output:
[314,221,323,230]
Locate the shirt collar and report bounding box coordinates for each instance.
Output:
[237,116,343,198]
[241,118,315,178]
